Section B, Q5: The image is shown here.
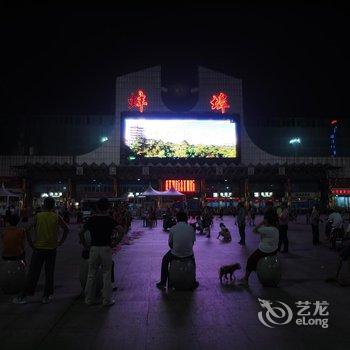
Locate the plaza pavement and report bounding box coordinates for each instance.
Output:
[0,216,349,350]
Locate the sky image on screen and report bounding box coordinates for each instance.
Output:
[124,118,237,158]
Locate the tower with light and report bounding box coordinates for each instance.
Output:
[330,119,338,157]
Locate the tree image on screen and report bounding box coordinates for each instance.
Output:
[124,118,237,159]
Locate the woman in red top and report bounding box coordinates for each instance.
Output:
[1,214,26,261]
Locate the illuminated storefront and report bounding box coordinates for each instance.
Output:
[331,188,350,209]
[163,180,197,192]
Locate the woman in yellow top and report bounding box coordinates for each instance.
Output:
[13,197,69,304]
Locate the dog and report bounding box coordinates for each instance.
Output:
[219,263,241,284]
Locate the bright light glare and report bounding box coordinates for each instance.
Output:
[289,138,301,145]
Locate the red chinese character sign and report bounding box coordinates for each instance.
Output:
[128,90,148,113]
[210,92,230,114]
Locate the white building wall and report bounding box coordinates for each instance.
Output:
[0,66,349,178]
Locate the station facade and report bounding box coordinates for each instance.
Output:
[1,66,350,210]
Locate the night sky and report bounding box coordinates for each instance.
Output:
[1,5,349,118]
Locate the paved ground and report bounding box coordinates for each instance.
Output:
[1,215,350,350]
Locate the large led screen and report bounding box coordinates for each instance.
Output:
[123,117,237,158]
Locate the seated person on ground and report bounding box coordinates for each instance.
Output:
[238,210,279,286]
[217,223,232,242]
[156,211,199,289]
[1,214,26,262]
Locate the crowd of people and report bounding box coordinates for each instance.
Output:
[0,197,133,306]
[1,196,350,305]
[156,201,350,286]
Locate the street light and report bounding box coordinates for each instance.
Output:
[100,136,108,143]
[289,137,301,162]
[289,138,301,145]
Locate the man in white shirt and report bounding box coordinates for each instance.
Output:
[156,211,198,289]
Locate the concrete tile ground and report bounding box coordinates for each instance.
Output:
[1,216,349,350]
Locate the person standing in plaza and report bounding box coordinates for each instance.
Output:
[328,208,343,233]
[310,205,321,245]
[250,205,256,226]
[13,197,69,304]
[20,206,29,224]
[79,197,119,306]
[202,208,212,238]
[219,207,224,221]
[328,208,344,249]
[237,202,247,245]
[278,203,289,253]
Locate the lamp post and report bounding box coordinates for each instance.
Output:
[289,138,301,163]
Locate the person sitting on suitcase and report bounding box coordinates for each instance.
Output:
[156,211,199,290]
[238,209,279,286]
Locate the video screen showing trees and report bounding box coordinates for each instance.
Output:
[123,118,237,158]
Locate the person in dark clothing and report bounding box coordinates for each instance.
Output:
[62,209,70,223]
[310,205,322,245]
[79,198,122,306]
[219,207,224,220]
[278,204,289,253]
[202,209,212,238]
[163,208,175,231]
[5,207,12,225]
[76,209,83,224]
[236,202,246,245]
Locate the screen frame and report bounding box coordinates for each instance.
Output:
[120,111,241,164]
